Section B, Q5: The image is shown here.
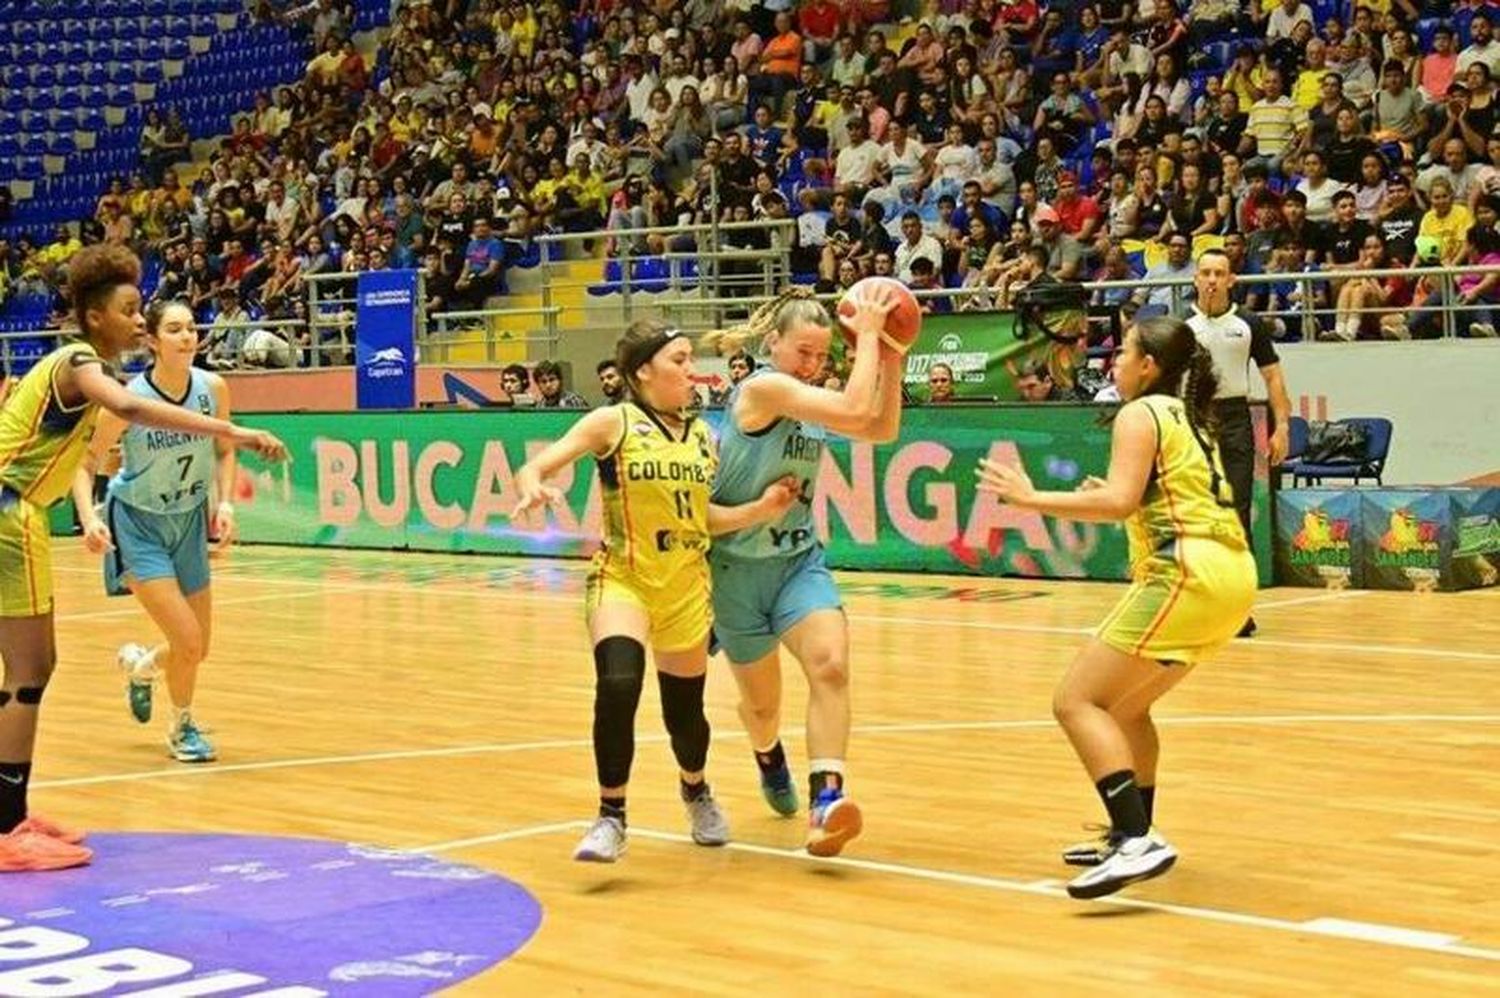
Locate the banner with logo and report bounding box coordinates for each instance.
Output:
[236,407,1274,584]
[1276,489,1363,589]
[1276,486,1499,591]
[903,311,1082,403]
[354,270,419,410]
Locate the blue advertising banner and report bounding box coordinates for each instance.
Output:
[354,270,418,410]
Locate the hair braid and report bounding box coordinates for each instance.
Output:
[1181,342,1221,440]
[699,286,826,355]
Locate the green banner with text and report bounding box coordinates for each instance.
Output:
[905,311,1092,404]
[237,407,1273,584]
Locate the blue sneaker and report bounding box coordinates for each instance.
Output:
[759,763,799,817]
[117,643,154,724]
[806,788,862,857]
[167,714,216,764]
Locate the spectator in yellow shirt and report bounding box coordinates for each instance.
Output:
[1418,177,1475,264]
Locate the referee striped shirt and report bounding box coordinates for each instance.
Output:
[1186,305,1280,401]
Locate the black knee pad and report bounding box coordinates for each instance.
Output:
[15,685,45,705]
[658,673,710,774]
[592,637,647,788]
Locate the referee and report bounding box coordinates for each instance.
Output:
[1185,248,1292,638]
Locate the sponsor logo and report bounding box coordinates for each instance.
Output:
[905,332,988,384]
[363,346,408,381]
[1288,509,1352,567]
[1375,508,1440,567]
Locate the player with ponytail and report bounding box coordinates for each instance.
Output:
[513,320,800,864]
[707,281,903,857]
[976,315,1256,900]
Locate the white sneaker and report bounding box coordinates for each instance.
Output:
[684,787,730,846]
[117,642,155,681]
[573,816,627,863]
[1066,832,1177,899]
[1470,322,1498,338]
[117,643,155,724]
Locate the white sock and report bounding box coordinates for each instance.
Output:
[809,758,845,793]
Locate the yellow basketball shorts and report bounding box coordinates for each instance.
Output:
[0,492,53,618]
[585,555,712,654]
[1097,537,1257,665]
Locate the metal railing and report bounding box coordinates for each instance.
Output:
[427,305,563,364]
[536,217,797,321]
[5,257,1497,380]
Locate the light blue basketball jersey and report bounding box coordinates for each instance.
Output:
[711,368,826,560]
[108,368,218,514]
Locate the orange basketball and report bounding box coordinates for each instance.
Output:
[837,276,922,356]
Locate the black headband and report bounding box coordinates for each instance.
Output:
[622,327,687,377]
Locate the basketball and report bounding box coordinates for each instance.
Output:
[837,276,922,356]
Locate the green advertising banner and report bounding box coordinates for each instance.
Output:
[236,407,1274,584]
[904,311,1088,404]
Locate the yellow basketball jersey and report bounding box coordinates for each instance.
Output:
[1126,394,1247,570]
[0,341,102,506]
[595,402,717,584]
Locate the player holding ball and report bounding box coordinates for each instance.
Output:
[706,279,919,856]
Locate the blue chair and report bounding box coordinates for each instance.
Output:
[1277,415,1310,483]
[1289,417,1393,486]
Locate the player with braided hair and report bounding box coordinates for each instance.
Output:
[977,316,1256,900]
[706,283,905,857]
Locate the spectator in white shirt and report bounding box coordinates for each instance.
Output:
[1294,149,1349,223]
[1458,12,1500,78]
[894,211,944,282]
[1266,0,1315,41]
[834,118,881,195]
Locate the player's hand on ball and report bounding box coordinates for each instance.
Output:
[761,475,801,515]
[839,281,897,342]
[975,458,1037,505]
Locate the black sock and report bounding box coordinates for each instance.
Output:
[753,740,786,774]
[599,796,626,825]
[809,769,843,802]
[0,761,31,834]
[1140,785,1156,826]
[680,779,708,803]
[1095,770,1150,838]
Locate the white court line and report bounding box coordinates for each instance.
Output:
[414,820,590,854]
[55,559,1498,662]
[856,613,1500,662]
[612,826,1500,964]
[32,713,1500,791]
[53,586,355,623]
[1253,590,1369,610]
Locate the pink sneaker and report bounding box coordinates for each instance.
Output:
[0,828,93,872]
[12,814,87,845]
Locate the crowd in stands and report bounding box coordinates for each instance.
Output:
[5,0,1500,386]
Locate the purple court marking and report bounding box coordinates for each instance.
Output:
[0,833,542,995]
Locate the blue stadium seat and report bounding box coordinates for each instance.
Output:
[1288,418,1393,487]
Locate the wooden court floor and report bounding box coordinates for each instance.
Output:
[27,540,1500,996]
